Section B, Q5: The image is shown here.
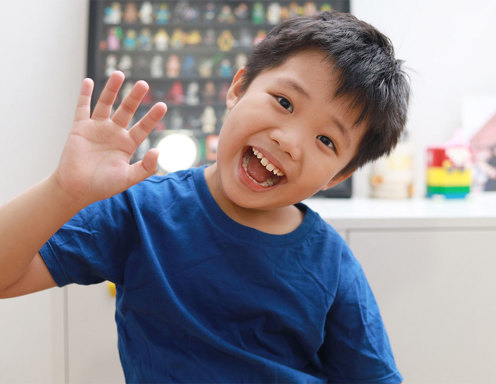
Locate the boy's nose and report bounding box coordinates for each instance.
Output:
[269,128,302,161]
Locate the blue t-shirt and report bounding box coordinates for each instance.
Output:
[41,166,402,383]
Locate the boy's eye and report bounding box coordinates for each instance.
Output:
[317,135,336,150]
[276,96,293,112]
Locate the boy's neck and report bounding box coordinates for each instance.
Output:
[203,165,304,235]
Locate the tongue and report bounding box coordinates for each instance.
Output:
[246,152,274,183]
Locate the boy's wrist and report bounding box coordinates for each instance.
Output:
[45,173,91,214]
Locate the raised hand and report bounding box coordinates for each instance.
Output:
[53,71,167,207]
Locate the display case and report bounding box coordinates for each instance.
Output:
[87,0,352,196]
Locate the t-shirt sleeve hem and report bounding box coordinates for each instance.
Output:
[39,241,71,287]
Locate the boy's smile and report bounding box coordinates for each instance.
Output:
[241,146,286,189]
[205,49,366,233]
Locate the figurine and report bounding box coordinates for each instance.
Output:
[185,114,202,131]
[186,30,202,46]
[370,136,414,199]
[252,2,265,25]
[170,29,185,49]
[201,106,217,134]
[320,3,333,11]
[218,58,233,78]
[123,29,137,50]
[185,82,200,106]
[118,55,133,76]
[155,3,171,24]
[123,2,138,23]
[139,2,154,24]
[105,54,117,77]
[181,55,196,77]
[253,30,267,46]
[136,56,149,74]
[167,81,184,105]
[204,2,216,22]
[202,81,216,104]
[183,3,200,22]
[107,27,122,51]
[238,28,252,48]
[166,54,181,78]
[217,30,235,51]
[174,0,198,22]
[234,53,248,71]
[169,110,184,130]
[304,2,318,16]
[150,55,164,78]
[234,3,249,20]
[470,113,496,192]
[203,29,216,46]
[138,28,152,50]
[121,81,134,100]
[266,3,281,25]
[154,29,169,51]
[104,2,122,24]
[217,5,235,23]
[280,6,290,20]
[289,2,302,17]
[198,58,214,78]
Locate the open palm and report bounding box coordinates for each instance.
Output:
[54,71,167,206]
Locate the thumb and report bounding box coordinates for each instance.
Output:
[127,148,159,187]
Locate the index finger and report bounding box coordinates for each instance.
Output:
[91,71,125,120]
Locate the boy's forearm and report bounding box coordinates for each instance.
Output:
[0,175,84,290]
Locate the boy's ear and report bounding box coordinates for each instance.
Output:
[226,67,246,110]
[320,170,355,191]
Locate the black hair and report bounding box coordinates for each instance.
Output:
[240,11,410,178]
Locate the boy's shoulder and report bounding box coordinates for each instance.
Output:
[128,166,201,197]
[304,208,366,288]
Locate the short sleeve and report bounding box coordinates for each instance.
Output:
[319,255,402,383]
[40,191,138,287]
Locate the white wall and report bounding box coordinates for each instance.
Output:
[1,0,496,382]
[0,1,88,383]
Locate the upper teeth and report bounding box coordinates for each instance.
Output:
[252,148,284,177]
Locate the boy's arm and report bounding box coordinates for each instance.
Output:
[319,264,402,383]
[0,71,167,297]
[0,253,55,299]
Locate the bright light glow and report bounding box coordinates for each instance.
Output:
[156,133,198,173]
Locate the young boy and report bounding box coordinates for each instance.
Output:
[0,11,409,383]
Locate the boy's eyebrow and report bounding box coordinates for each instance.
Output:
[277,78,311,100]
[330,115,351,148]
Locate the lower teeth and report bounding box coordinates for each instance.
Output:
[242,152,277,187]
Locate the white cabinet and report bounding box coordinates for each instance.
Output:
[67,283,124,383]
[0,289,65,384]
[348,229,496,383]
[305,194,496,383]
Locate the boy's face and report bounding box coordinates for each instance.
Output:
[209,49,366,211]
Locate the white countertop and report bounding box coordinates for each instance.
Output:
[304,192,496,229]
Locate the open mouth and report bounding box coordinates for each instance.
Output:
[242,147,285,187]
